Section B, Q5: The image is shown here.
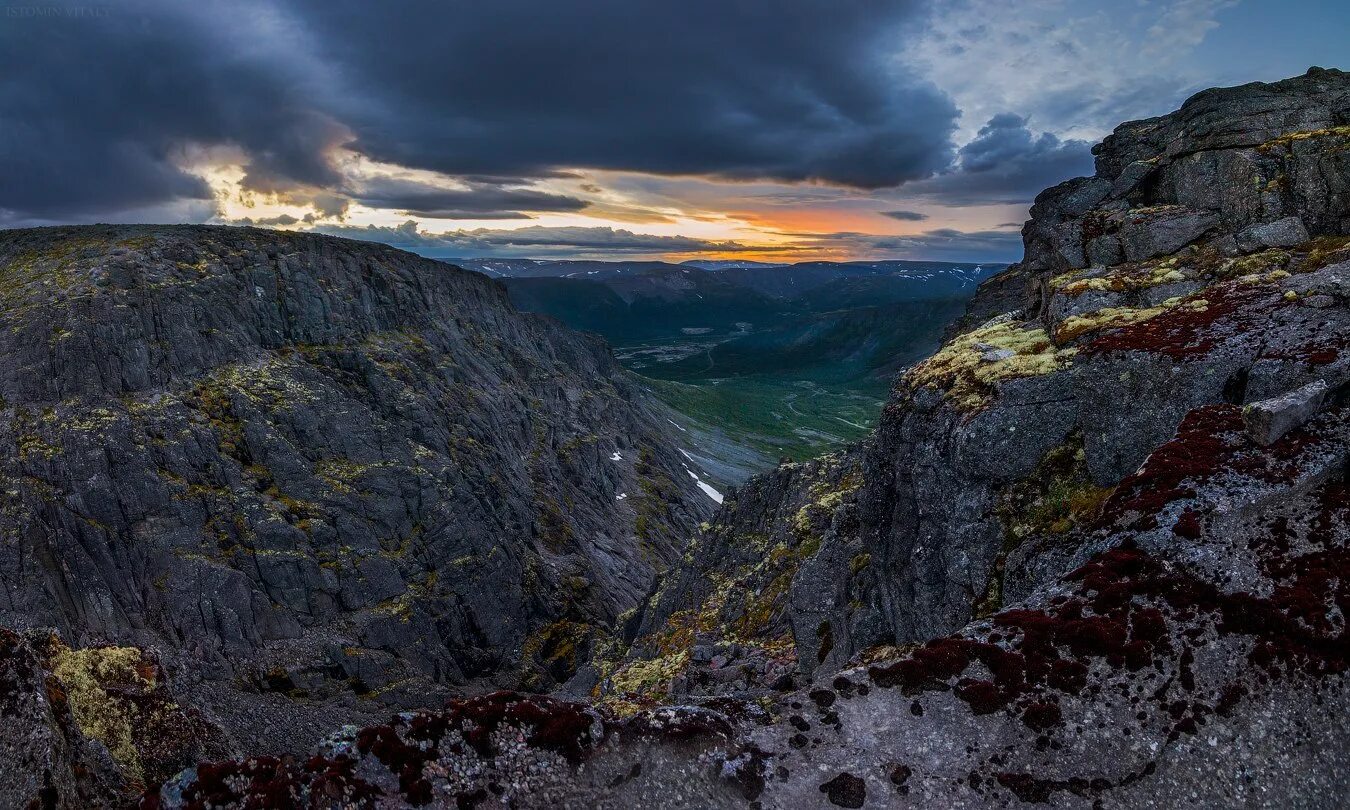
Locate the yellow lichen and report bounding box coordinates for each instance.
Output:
[1257,125,1350,152]
[1058,258,1192,297]
[908,321,1076,411]
[1054,298,1207,343]
[49,642,159,782]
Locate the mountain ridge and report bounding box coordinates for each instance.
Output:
[3,68,1349,809]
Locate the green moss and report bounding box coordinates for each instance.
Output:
[519,619,598,687]
[976,435,1114,617]
[1303,235,1350,270]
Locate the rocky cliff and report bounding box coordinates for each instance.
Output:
[0,224,717,795]
[5,69,1350,809]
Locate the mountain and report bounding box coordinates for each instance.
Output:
[4,69,1349,809]
[680,259,787,271]
[496,260,1000,475]
[90,68,1350,810]
[451,257,692,279]
[502,266,788,344]
[0,224,719,796]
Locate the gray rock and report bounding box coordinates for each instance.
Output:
[1243,379,1330,445]
[0,224,713,737]
[1237,215,1311,252]
[1110,159,1158,198]
[1119,206,1219,262]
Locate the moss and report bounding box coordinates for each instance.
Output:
[1056,257,1192,298]
[49,641,160,783]
[633,447,679,542]
[976,436,1114,617]
[535,496,575,552]
[1302,235,1350,270]
[1055,298,1205,343]
[908,321,1076,411]
[1257,125,1350,152]
[792,465,862,539]
[604,651,689,703]
[520,619,597,686]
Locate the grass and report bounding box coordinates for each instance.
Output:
[639,374,885,461]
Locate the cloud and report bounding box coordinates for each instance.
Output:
[903,114,1094,205]
[792,227,1022,263]
[295,0,954,189]
[235,214,301,227]
[1141,0,1239,61]
[0,0,959,226]
[881,210,929,221]
[0,1,344,223]
[310,221,763,259]
[348,176,589,219]
[905,0,1239,143]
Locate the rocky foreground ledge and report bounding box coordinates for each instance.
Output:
[3,70,1350,808]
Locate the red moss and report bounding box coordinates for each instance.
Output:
[1082,282,1273,358]
[870,467,1350,740]
[1264,338,1346,367]
[177,757,308,809]
[1096,405,1244,529]
[955,679,1003,714]
[1172,510,1202,538]
[1021,702,1063,732]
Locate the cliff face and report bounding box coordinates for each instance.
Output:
[611,67,1350,692]
[236,68,1348,808]
[0,225,715,767]
[5,70,1350,809]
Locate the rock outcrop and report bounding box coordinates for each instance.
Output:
[5,69,1350,809]
[0,224,716,802]
[611,67,1350,696]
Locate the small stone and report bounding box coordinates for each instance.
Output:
[975,343,1016,363]
[819,772,867,808]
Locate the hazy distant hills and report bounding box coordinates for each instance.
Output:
[453,256,991,292]
[450,257,997,346]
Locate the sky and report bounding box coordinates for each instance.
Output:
[1,1,1346,263]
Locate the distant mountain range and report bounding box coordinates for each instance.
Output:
[449,257,998,346]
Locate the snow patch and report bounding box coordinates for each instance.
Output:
[609,451,623,462]
[680,456,725,504]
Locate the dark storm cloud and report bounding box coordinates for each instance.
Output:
[0,0,958,223]
[881,210,930,221]
[907,113,1095,205]
[350,177,589,220]
[293,0,954,189]
[0,1,344,222]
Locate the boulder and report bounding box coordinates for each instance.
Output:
[1237,216,1311,252]
[1243,379,1330,445]
[1119,206,1219,262]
